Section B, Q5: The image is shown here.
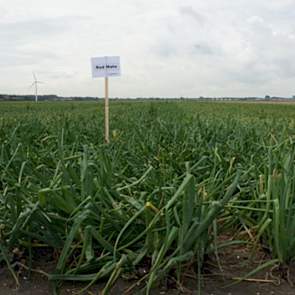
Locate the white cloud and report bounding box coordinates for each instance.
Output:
[0,0,295,97]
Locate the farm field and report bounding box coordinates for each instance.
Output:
[1,100,295,294]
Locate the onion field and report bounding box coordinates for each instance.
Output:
[1,101,295,294]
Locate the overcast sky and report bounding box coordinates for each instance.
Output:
[0,0,295,97]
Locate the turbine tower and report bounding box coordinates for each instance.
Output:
[31,73,44,103]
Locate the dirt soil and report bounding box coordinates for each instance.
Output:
[1,243,295,295]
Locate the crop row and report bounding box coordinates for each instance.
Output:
[1,101,295,293]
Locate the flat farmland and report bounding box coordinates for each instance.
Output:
[1,101,295,294]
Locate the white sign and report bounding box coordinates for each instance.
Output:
[91,56,121,78]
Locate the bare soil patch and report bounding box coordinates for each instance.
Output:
[1,243,295,294]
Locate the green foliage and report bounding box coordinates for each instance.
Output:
[1,101,295,293]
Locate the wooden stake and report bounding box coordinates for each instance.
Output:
[104,77,110,143]
[35,82,38,103]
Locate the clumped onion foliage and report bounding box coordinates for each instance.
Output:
[1,101,295,293]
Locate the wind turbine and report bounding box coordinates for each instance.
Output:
[30,72,44,103]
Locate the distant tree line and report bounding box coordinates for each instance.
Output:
[0,95,99,101]
[0,94,294,102]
